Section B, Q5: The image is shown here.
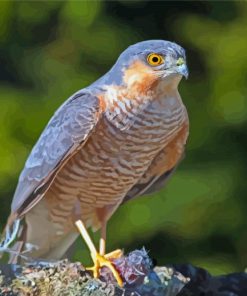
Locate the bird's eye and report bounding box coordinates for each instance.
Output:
[147,53,164,66]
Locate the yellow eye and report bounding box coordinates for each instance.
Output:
[147,53,164,66]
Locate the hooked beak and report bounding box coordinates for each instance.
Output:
[176,57,189,79]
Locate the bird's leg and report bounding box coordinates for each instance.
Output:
[99,219,106,256]
[75,220,97,256]
[75,220,98,277]
[75,219,123,286]
[99,219,123,259]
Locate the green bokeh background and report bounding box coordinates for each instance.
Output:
[0,1,246,275]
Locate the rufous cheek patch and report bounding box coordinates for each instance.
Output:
[123,60,158,94]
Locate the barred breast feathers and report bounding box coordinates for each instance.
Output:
[46,76,188,230]
[102,77,187,137]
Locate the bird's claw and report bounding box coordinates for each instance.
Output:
[87,252,123,287]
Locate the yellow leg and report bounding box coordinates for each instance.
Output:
[75,220,123,287]
[99,219,106,256]
[99,220,123,259]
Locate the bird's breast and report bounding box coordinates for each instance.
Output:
[46,91,187,215]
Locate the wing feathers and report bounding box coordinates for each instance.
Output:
[11,90,101,215]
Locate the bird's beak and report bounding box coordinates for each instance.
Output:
[176,57,189,79]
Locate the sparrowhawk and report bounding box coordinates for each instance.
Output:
[0,40,189,286]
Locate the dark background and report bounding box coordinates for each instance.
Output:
[0,1,246,274]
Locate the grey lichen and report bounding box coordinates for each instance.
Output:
[1,249,246,296]
[0,250,188,296]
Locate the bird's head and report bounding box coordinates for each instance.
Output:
[106,40,188,94]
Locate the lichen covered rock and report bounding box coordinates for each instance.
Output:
[0,249,189,296]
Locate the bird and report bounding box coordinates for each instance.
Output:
[0,40,189,286]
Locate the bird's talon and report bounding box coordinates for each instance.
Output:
[75,220,123,286]
[104,249,123,260]
[87,252,123,287]
[86,266,100,278]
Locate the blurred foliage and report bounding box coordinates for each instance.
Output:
[0,1,247,275]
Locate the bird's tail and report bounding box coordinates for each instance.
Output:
[9,198,79,263]
[1,201,79,264]
[0,215,21,260]
[0,219,21,250]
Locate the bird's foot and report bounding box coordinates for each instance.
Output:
[104,248,123,260]
[75,220,123,286]
[87,251,123,287]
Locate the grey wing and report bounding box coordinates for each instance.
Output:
[11,90,101,215]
